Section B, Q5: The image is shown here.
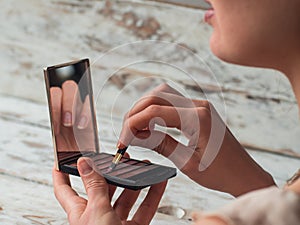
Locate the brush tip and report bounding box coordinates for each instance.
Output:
[108,163,117,171]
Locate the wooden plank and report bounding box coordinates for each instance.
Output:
[0,174,68,225]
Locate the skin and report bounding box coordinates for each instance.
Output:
[52,80,167,225]
[195,0,300,224]
[288,179,300,195]
[53,157,167,225]
[52,0,300,224]
[50,81,95,152]
[117,83,275,197]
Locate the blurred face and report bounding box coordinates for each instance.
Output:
[205,0,300,71]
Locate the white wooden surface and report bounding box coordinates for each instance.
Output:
[0,0,299,224]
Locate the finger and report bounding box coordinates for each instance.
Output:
[119,106,202,146]
[113,156,147,221]
[77,157,112,213]
[128,92,210,117]
[113,189,141,221]
[77,95,91,130]
[130,130,196,169]
[50,87,62,135]
[149,84,214,116]
[52,167,85,214]
[132,181,167,225]
[62,80,79,127]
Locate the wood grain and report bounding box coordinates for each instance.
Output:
[0,0,299,224]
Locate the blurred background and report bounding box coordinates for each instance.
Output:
[0,1,299,224]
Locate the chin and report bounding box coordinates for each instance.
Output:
[209,34,273,69]
[209,36,241,65]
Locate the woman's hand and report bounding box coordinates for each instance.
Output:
[53,157,167,225]
[118,84,275,197]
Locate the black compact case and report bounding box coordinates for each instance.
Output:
[59,152,176,190]
[44,58,176,190]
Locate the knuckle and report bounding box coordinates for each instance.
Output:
[159,83,171,91]
[146,104,160,115]
[202,100,211,109]
[197,107,211,119]
[152,83,171,94]
[125,119,135,132]
[135,95,157,113]
[196,100,211,109]
[145,95,157,106]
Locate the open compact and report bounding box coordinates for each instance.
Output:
[44,58,176,190]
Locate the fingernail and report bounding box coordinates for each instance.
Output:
[77,116,87,129]
[63,112,72,127]
[78,158,93,175]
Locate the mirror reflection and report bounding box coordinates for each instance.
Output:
[46,60,99,163]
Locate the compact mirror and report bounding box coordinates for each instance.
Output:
[44,59,99,168]
[44,59,176,190]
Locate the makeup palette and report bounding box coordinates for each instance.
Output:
[59,151,176,190]
[44,58,177,190]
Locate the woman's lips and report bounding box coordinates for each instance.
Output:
[204,0,215,25]
[204,9,215,24]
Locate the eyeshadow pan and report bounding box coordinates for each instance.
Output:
[107,162,146,177]
[92,153,111,163]
[96,161,113,170]
[94,155,135,171]
[120,164,159,179]
[106,163,138,176]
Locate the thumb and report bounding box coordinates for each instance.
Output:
[77,157,110,205]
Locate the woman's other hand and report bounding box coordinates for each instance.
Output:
[118,84,275,197]
[52,157,167,225]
